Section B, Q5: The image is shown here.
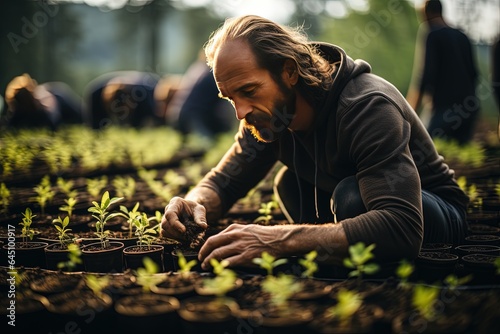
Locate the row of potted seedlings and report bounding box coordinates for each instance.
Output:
[2,240,500,333]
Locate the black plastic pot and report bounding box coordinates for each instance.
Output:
[123,244,164,272]
[81,241,124,273]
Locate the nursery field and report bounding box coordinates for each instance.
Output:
[0,125,499,333]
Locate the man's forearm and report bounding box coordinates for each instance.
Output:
[279,223,349,265]
[185,186,223,224]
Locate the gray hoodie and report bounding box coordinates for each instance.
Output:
[197,43,469,261]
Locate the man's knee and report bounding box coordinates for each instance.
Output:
[332,176,366,221]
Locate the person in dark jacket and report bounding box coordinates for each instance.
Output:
[83,71,165,129]
[406,0,480,145]
[160,15,469,270]
[2,73,83,131]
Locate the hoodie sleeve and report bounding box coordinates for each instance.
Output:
[338,94,424,261]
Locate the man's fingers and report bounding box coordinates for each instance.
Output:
[192,205,208,229]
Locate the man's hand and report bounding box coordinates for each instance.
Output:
[161,196,208,242]
[198,224,293,270]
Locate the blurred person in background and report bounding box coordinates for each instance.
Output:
[2,73,83,131]
[166,50,237,144]
[406,0,480,145]
[83,71,168,129]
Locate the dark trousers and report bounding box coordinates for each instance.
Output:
[273,167,468,245]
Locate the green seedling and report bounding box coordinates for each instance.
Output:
[85,274,110,299]
[19,208,36,244]
[326,288,363,327]
[59,197,77,217]
[88,191,124,249]
[163,169,188,193]
[343,242,380,282]
[261,273,302,312]
[57,243,82,272]
[176,250,198,279]
[57,177,78,198]
[457,176,482,211]
[32,175,55,216]
[444,274,473,290]
[0,182,10,214]
[52,216,75,248]
[86,176,108,200]
[495,257,500,275]
[201,259,238,298]
[253,200,278,225]
[132,212,159,250]
[412,284,439,320]
[252,251,288,276]
[119,202,141,238]
[112,175,136,200]
[396,259,415,289]
[136,257,165,293]
[299,250,319,278]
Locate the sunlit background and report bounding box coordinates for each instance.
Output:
[1,0,499,125]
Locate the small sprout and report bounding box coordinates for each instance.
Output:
[396,259,414,288]
[495,257,500,275]
[412,284,439,320]
[299,250,318,278]
[261,273,302,311]
[327,288,363,326]
[201,259,238,298]
[19,208,36,244]
[86,176,108,200]
[136,257,165,292]
[59,197,77,217]
[132,212,159,250]
[253,200,278,225]
[0,182,11,215]
[252,251,288,276]
[88,191,124,248]
[57,243,82,272]
[32,175,55,216]
[52,216,75,248]
[343,242,380,281]
[119,202,141,239]
[112,175,136,200]
[176,250,197,278]
[57,177,78,198]
[85,274,110,299]
[444,274,473,290]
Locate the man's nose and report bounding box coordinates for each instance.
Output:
[234,100,252,120]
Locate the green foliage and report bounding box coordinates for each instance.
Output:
[19,208,36,244]
[444,274,473,290]
[85,274,110,299]
[327,288,363,326]
[88,191,124,248]
[299,250,319,278]
[112,175,136,200]
[176,250,197,278]
[162,169,188,193]
[201,259,238,297]
[433,139,486,169]
[0,182,10,214]
[52,216,74,248]
[457,176,482,211]
[495,257,500,275]
[119,202,141,239]
[57,177,78,198]
[396,259,414,288]
[59,197,77,217]
[136,257,165,292]
[86,176,108,200]
[261,273,302,310]
[252,251,288,276]
[412,284,439,320]
[132,212,159,250]
[32,175,55,215]
[343,242,380,280]
[253,200,279,225]
[57,243,82,272]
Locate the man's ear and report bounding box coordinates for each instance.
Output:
[282,59,298,86]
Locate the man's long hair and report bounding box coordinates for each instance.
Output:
[204,15,334,105]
